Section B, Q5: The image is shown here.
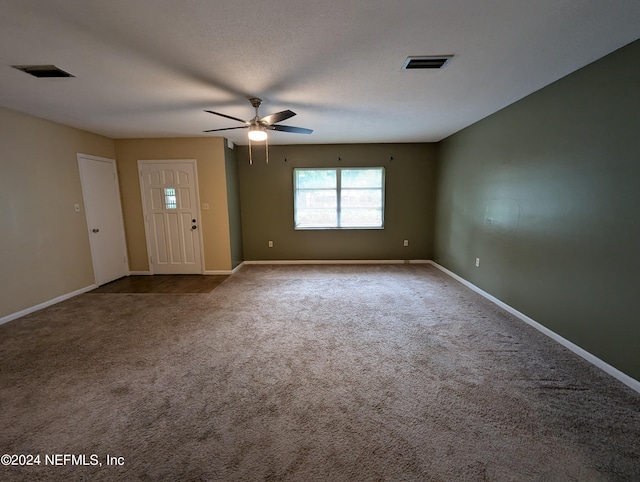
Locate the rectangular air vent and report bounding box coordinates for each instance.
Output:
[402,56,453,70]
[12,65,75,78]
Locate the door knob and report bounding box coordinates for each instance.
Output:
[191,225,197,230]
[92,228,100,233]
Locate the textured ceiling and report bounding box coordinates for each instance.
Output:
[0,0,638,145]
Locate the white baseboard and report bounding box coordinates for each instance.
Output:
[427,261,640,394]
[204,262,245,275]
[242,259,430,265]
[231,262,245,273]
[130,269,240,275]
[0,284,97,326]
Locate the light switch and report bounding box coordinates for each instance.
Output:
[74,204,81,212]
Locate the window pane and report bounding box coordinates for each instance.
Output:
[296,209,337,227]
[164,188,177,209]
[341,209,382,227]
[341,169,382,188]
[294,167,384,230]
[295,169,336,189]
[341,189,382,208]
[296,190,337,209]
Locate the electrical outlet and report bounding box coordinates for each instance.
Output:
[475,257,480,267]
[403,239,409,247]
[268,240,273,248]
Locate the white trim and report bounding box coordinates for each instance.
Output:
[210,262,246,274]
[0,285,97,326]
[427,261,640,394]
[76,153,115,163]
[131,269,240,275]
[242,259,430,265]
[231,262,245,273]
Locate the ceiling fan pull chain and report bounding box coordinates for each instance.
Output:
[248,137,253,165]
[265,136,269,164]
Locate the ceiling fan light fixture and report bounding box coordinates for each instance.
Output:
[248,126,268,141]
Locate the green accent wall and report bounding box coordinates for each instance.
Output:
[225,142,244,269]
[238,143,437,261]
[434,39,640,380]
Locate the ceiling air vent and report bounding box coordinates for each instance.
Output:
[12,64,75,78]
[402,56,453,70]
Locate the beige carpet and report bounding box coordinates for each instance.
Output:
[0,265,638,481]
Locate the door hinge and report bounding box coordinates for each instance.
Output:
[149,255,153,264]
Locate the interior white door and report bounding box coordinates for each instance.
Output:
[78,154,129,286]
[139,160,203,274]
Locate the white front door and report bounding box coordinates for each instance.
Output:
[78,154,129,286]
[139,160,203,274]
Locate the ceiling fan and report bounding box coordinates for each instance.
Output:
[204,97,312,164]
[204,97,312,140]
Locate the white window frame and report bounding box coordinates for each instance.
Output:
[294,167,385,230]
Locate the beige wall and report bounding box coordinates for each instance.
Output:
[0,106,115,319]
[114,138,232,272]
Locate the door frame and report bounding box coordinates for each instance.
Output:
[138,159,205,275]
[77,153,129,285]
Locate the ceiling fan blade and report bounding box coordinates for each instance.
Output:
[204,110,248,124]
[268,124,313,134]
[203,126,248,133]
[260,110,296,125]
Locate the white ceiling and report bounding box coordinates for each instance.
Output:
[1,0,638,145]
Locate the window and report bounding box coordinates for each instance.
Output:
[294,168,384,229]
[164,188,177,209]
